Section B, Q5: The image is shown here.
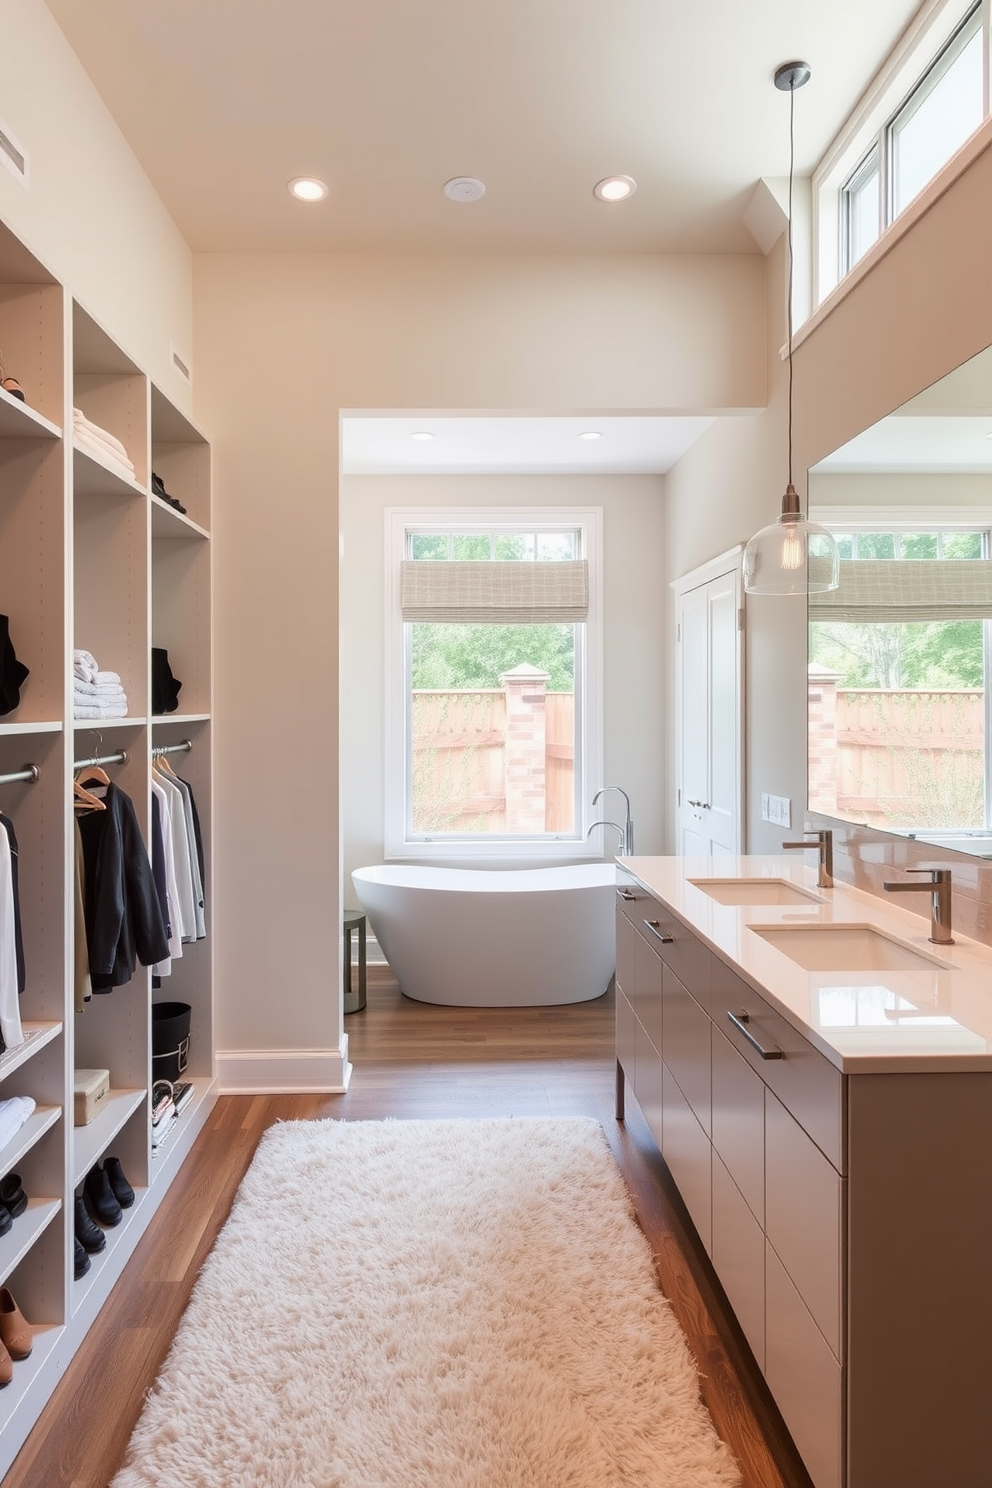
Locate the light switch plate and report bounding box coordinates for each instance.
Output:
[761,792,792,828]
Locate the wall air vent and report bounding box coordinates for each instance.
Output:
[0,117,28,187]
[170,344,192,384]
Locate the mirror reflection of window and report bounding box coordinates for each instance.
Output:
[808,525,991,835]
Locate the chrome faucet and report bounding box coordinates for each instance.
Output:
[883,867,954,945]
[587,819,625,854]
[592,787,633,854]
[782,828,834,888]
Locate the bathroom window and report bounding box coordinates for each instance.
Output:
[816,0,988,301]
[384,508,603,861]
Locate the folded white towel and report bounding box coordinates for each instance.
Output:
[72,408,131,463]
[93,670,121,686]
[74,679,126,698]
[73,649,100,682]
[74,697,128,718]
[0,1096,35,1155]
[74,429,135,478]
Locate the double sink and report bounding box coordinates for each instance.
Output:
[688,876,948,972]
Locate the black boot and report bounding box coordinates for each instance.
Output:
[74,1195,106,1253]
[73,1237,91,1279]
[84,1166,122,1226]
[103,1156,134,1209]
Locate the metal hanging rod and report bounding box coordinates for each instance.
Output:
[152,739,193,760]
[0,764,40,787]
[73,750,128,771]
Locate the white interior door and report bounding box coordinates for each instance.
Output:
[675,551,744,856]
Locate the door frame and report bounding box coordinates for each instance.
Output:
[671,545,745,854]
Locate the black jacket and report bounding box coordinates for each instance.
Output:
[76,783,169,990]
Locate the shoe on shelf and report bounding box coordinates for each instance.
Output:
[0,376,25,404]
[84,1164,122,1227]
[0,1339,11,1388]
[0,1173,27,1219]
[73,1237,91,1280]
[74,1195,106,1254]
[0,1288,32,1361]
[0,1205,11,1239]
[103,1156,135,1209]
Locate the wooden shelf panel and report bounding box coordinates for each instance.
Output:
[0,1325,63,1428]
[151,495,209,541]
[0,1200,60,1290]
[0,1108,61,1185]
[72,442,146,501]
[150,385,207,446]
[0,722,62,737]
[71,1091,146,1189]
[72,716,146,733]
[69,1189,148,1317]
[0,1026,62,1085]
[0,390,60,442]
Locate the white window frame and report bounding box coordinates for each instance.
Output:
[813,0,990,306]
[384,506,603,863]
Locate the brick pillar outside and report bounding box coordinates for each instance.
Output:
[807,663,841,814]
[500,663,550,833]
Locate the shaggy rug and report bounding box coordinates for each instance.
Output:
[113,1117,741,1488]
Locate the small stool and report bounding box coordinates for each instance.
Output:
[343,909,367,1014]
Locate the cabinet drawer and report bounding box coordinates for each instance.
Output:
[766,1244,844,1488]
[712,1152,765,1371]
[617,880,710,1010]
[636,1021,664,1151]
[712,957,844,1172]
[766,1092,844,1361]
[633,924,664,1056]
[616,911,637,1004]
[662,965,711,1135]
[711,1026,764,1225]
[662,1063,711,1255]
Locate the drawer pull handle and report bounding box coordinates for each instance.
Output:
[643,919,674,945]
[727,1010,783,1061]
[619,889,637,902]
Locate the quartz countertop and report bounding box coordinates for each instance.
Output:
[619,854,992,1074]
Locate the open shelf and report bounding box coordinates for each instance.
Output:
[71,1090,145,1189]
[72,442,146,501]
[0,1108,61,1184]
[0,1324,64,1423]
[0,388,60,442]
[0,1201,60,1289]
[72,715,145,732]
[151,496,209,541]
[0,1025,62,1084]
[70,1188,148,1316]
[0,722,62,737]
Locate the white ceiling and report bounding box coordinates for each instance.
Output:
[47,0,922,255]
[341,414,715,474]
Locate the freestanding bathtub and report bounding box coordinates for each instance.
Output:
[351,863,617,1006]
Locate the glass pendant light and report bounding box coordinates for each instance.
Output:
[743,62,840,596]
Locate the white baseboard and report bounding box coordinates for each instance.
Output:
[217,1042,352,1094]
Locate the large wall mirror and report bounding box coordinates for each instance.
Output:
[807,344,992,857]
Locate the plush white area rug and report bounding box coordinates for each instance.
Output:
[113,1117,741,1488]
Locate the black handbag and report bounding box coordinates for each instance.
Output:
[0,616,28,715]
[151,647,182,715]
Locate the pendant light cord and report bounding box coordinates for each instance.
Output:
[787,76,796,492]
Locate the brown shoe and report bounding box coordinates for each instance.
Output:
[0,1288,31,1360]
[0,1338,11,1387]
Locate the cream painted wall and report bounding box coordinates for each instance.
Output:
[340,473,666,897]
[192,251,766,1077]
[664,133,992,856]
[810,472,992,509]
[0,0,193,406]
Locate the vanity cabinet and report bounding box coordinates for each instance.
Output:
[615,869,992,1488]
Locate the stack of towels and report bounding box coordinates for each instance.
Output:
[73,650,128,719]
[73,408,136,481]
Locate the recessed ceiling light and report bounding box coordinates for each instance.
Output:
[578,430,603,441]
[593,175,636,203]
[409,431,435,442]
[443,177,486,203]
[288,177,328,202]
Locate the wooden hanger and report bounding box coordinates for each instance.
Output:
[73,778,106,812]
[74,763,111,810]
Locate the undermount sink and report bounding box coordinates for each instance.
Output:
[688,877,823,907]
[750,923,950,972]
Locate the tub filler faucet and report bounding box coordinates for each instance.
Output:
[587,819,625,854]
[591,787,634,855]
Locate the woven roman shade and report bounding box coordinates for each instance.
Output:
[809,559,992,623]
[400,559,589,624]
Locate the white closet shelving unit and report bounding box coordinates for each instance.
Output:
[0,212,215,1473]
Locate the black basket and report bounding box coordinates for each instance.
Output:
[152,1001,191,1083]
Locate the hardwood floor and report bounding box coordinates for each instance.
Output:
[5,969,813,1487]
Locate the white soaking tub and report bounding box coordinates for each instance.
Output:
[351,863,617,1006]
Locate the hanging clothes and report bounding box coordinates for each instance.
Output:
[72,820,92,1012]
[75,781,168,991]
[150,773,183,976]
